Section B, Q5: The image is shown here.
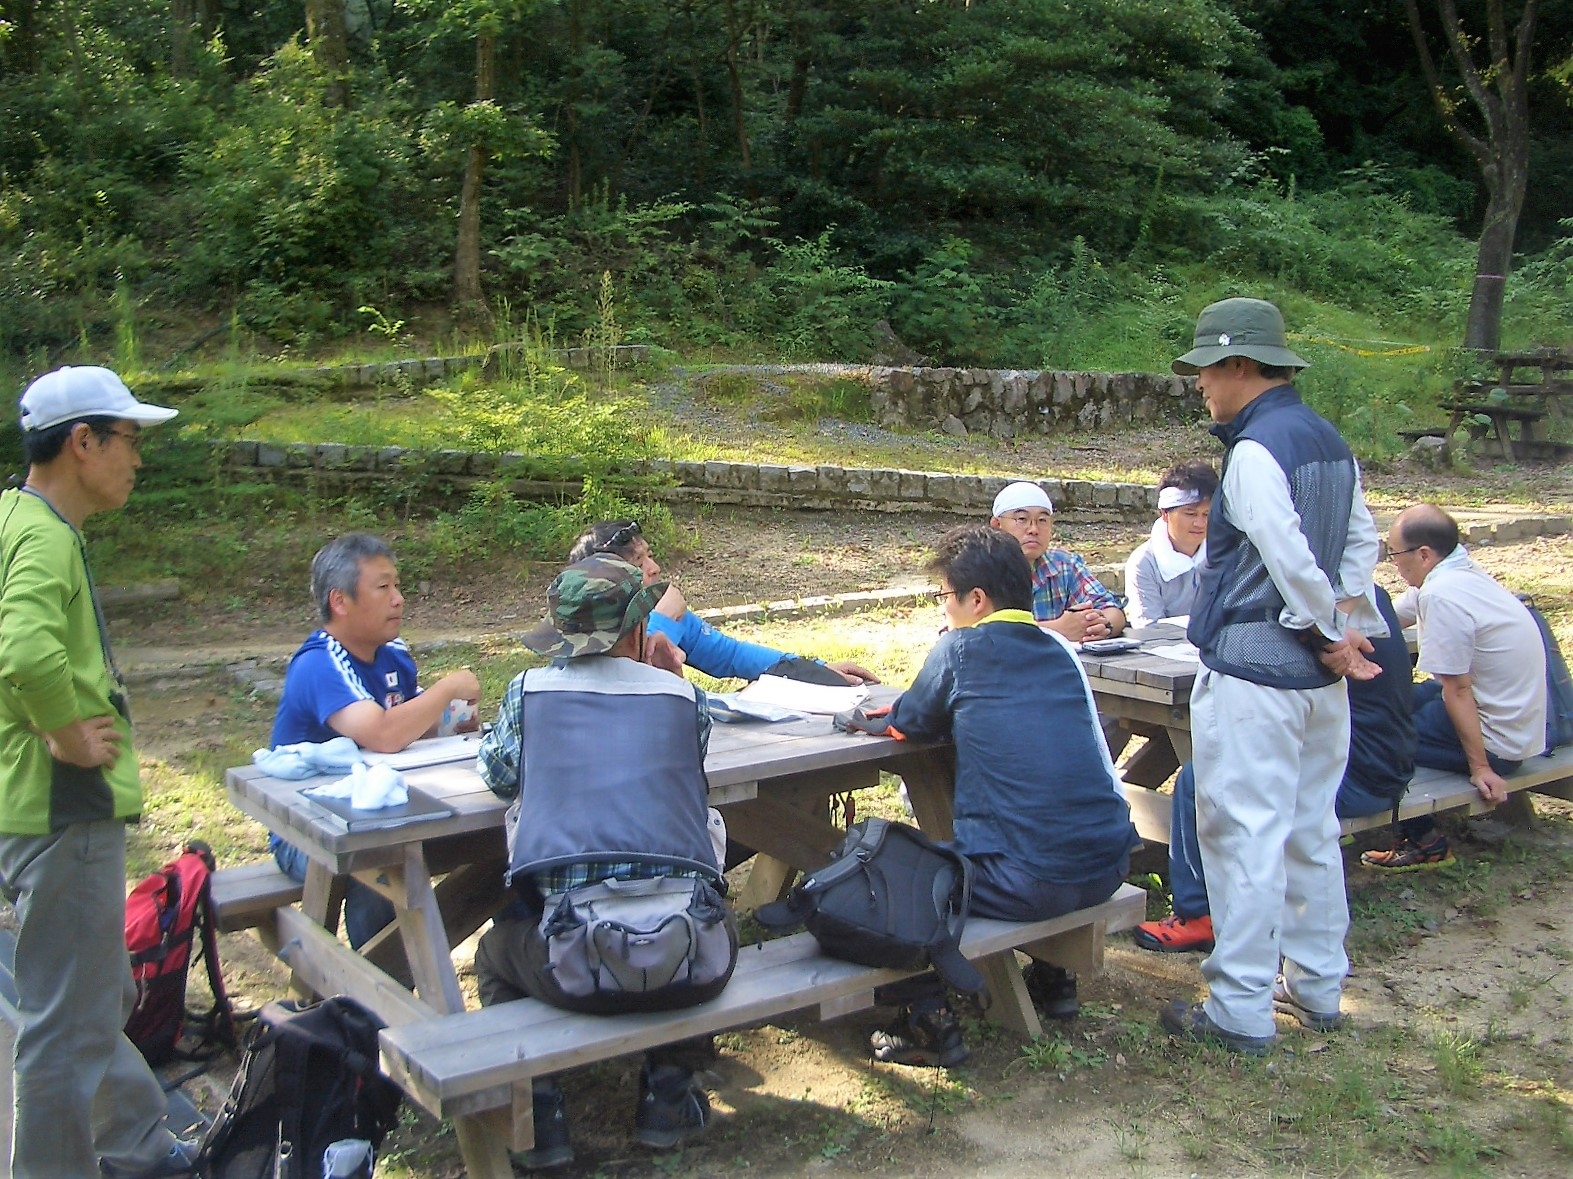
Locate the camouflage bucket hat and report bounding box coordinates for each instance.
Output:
[521,555,668,659]
[1171,297,1309,375]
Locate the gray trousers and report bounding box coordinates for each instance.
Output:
[0,820,175,1179]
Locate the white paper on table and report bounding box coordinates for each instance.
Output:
[361,733,479,771]
[736,674,870,715]
[1146,642,1200,663]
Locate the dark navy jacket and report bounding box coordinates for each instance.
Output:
[890,614,1138,884]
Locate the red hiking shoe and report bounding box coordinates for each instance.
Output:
[1133,913,1215,953]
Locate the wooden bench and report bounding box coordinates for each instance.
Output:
[1126,743,1573,847]
[210,861,303,939]
[376,883,1146,1179]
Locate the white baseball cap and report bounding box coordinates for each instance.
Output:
[19,366,178,433]
[991,481,1054,517]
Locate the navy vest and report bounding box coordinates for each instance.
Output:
[507,658,716,884]
[1188,385,1355,689]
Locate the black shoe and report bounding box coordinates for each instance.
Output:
[1024,962,1079,1020]
[511,1081,573,1170]
[1159,999,1274,1056]
[634,1064,711,1149]
[869,1002,970,1068]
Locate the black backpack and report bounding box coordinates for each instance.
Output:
[199,996,403,1179]
[1520,596,1573,752]
[756,818,984,994]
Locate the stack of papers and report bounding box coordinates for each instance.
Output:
[735,675,870,715]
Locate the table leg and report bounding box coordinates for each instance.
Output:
[1167,726,1192,765]
[383,845,467,1015]
[976,952,1043,1040]
[736,855,796,910]
[889,747,957,841]
[1120,736,1179,789]
[1493,413,1516,462]
[293,863,347,1000]
[453,1109,513,1179]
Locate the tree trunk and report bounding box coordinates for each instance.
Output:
[1403,0,1537,352]
[453,29,496,318]
[1465,147,1529,351]
[170,0,197,77]
[722,0,752,173]
[305,0,351,108]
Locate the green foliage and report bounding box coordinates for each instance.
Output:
[0,0,1569,366]
[182,41,439,341]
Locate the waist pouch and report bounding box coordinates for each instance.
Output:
[538,875,737,998]
[756,818,984,994]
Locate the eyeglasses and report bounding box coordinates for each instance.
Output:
[1386,546,1421,561]
[929,588,958,604]
[100,429,143,454]
[594,521,641,554]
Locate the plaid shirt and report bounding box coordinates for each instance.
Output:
[1030,549,1126,623]
[476,662,712,897]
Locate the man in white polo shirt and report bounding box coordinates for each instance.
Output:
[1363,503,1547,870]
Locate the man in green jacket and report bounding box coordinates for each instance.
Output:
[0,366,193,1179]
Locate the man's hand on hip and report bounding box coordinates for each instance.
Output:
[44,715,123,767]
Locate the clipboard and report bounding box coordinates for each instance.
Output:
[300,784,454,833]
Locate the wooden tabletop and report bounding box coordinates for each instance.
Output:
[226,634,1202,872]
[1075,623,1197,702]
[226,685,928,872]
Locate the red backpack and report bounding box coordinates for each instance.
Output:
[124,840,237,1066]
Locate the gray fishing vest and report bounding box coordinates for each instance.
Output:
[506,658,716,884]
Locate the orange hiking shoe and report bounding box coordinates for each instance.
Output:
[1133,913,1214,953]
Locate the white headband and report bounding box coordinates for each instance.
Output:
[1158,486,1203,511]
[991,481,1054,517]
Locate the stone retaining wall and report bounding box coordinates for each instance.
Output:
[869,367,1200,438]
[220,440,1160,517]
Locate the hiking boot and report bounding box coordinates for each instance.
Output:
[101,1135,200,1179]
[1023,961,1079,1020]
[869,1002,970,1067]
[511,1081,574,1170]
[1159,1000,1273,1057]
[1360,835,1454,872]
[634,1063,711,1149]
[1133,913,1215,953]
[1272,977,1344,1032]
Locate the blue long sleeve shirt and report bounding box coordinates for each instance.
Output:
[645,609,790,682]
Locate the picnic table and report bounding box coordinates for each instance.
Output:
[224,702,939,1016]
[224,690,1149,1176]
[1412,349,1573,462]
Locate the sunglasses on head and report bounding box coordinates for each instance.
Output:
[595,521,642,554]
